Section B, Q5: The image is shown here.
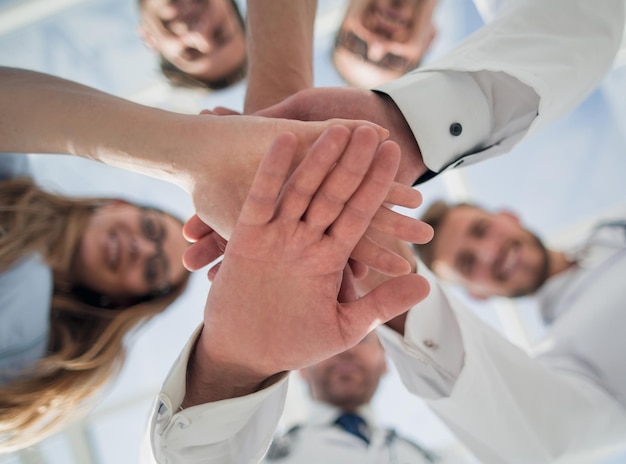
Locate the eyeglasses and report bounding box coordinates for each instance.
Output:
[334,29,417,73]
[139,208,171,295]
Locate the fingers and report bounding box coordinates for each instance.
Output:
[386,183,423,209]
[183,214,215,242]
[276,125,352,221]
[213,106,241,116]
[350,236,412,276]
[370,207,434,244]
[327,139,400,246]
[302,126,383,231]
[182,234,227,271]
[349,258,368,280]
[338,274,430,342]
[239,132,297,226]
[199,107,241,116]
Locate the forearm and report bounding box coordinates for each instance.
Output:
[377,0,625,182]
[0,67,191,180]
[244,0,316,113]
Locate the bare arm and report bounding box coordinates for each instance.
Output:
[244,0,316,113]
[0,66,387,239]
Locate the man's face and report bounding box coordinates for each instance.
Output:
[333,0,438,88]
[301,332,387,411]
[139,0,246,84]
[431,206,550,299]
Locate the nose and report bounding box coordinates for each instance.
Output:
[473,240,500,276]
[181,16,213,53]
[367,40,389,62]
[134,234,159,259]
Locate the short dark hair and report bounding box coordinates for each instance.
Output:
[414,200,477,269]
[159,56,247,90]
[156,0,247,90]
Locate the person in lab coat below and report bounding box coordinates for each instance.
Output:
[262,332,450,463]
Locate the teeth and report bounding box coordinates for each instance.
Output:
[374,8,409,27]
[500,245,518,278]
[111,233,120,270]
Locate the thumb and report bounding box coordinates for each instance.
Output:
[338,274,430,341]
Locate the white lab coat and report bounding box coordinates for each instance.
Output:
[259,401,440,464]
[147,0,626,463]
[536,223,626,408]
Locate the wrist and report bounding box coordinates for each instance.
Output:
[182,327,284,407]
[372,91,427,186]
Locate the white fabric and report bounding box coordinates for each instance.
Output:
[259,401,439,463]
[536,223,626,408]
[378,263,626,464]
[147,0,626,462]
[376,0,625,180]
[0,153,52,383]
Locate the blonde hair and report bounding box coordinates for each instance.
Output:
[0,178,188,452]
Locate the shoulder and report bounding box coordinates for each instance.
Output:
[0,153,32,181]
[0,254,52,383]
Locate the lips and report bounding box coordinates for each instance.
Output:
[493,242,520,281]
[370,2,412,35]
[106,230,121,272]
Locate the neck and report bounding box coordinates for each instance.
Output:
[547,249,575,278]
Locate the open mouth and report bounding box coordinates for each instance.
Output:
[369,2,412,35]
[493,242,520,281]
[106,230,121,272]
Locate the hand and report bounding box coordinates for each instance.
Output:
[182,179,432,277]
[184,125,430,405]
[182,215,226,281]
[256,87,428,186]
[186,110,433,277]
[181,113,389,242]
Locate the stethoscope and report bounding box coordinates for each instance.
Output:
[266,424,439,463]
[385,429,439,463]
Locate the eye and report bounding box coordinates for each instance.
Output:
[213,25,229,46]
[141,210,165,241]
[470,219,488,239]
[141,215,158,240]
[145,255,169,292]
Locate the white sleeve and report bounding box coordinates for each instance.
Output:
[146,325,289,464]
[375,0,626,181]
[381,273,626,463]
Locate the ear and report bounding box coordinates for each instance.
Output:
[138,24,156,49]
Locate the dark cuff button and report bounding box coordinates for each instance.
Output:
[449,122,463,136]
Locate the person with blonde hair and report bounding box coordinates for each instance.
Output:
[0,153,191,452]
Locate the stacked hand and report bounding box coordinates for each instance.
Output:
[183,125,430,406]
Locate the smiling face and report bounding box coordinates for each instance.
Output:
[72,203,189,304]
[430,206,550,299]
[333,0,437,88]
[139,0,246,85]
[301,332,387,411]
